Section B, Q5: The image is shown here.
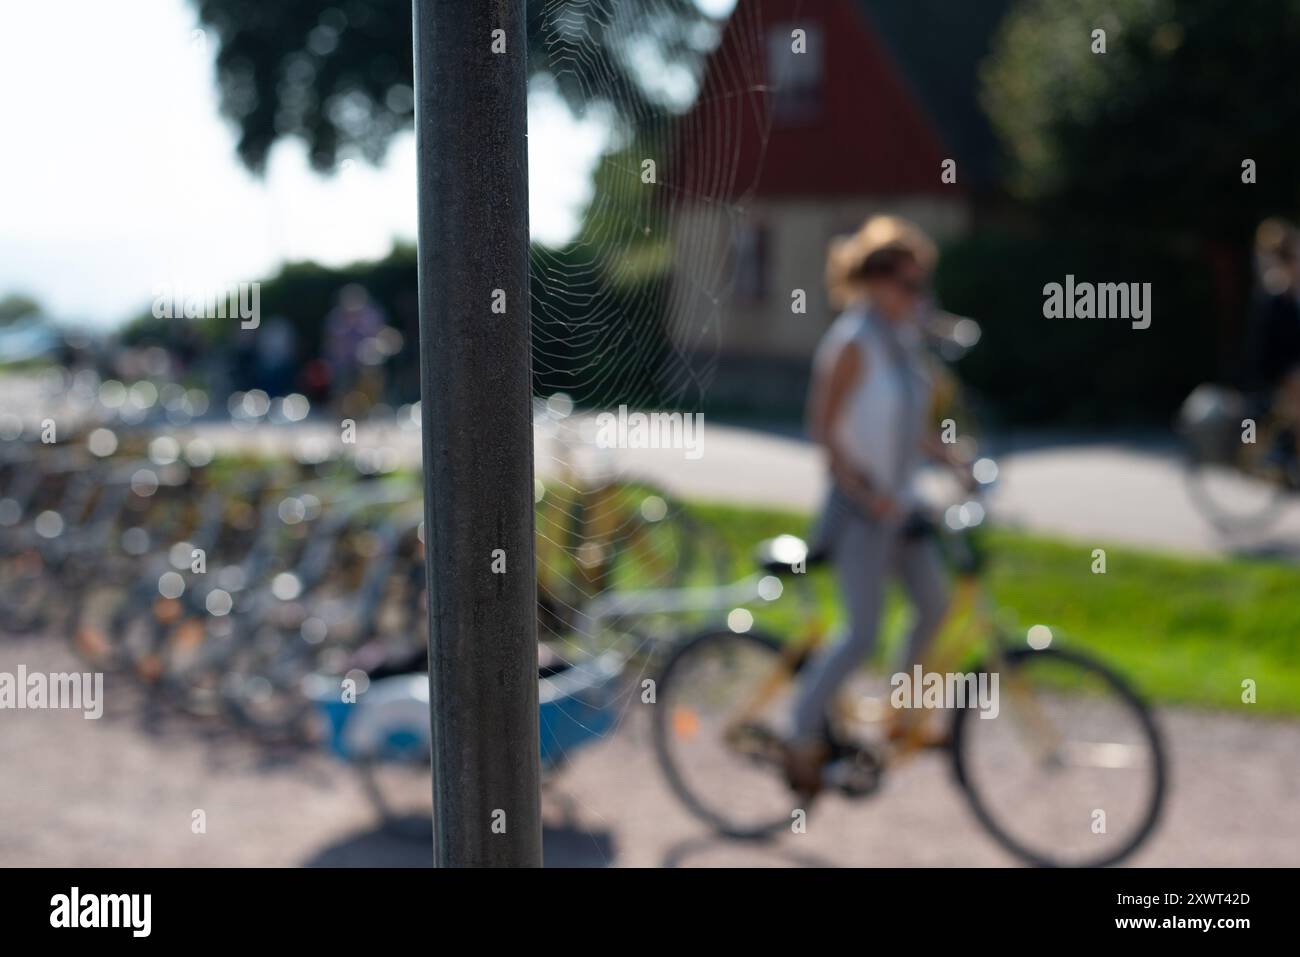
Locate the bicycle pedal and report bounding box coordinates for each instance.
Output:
[823,748,883,798]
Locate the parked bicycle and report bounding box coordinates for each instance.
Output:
[0,383,722,762]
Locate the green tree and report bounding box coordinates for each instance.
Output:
[982,0,1300,349]
[190,0,719,173]
[185,2,718,409]
[0,293,41,326]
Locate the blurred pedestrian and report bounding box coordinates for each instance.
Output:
[323,284,386,416]
[1242,219,1300,474]
[254,314,298,397]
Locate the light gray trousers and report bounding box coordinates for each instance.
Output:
[792,488,950,740]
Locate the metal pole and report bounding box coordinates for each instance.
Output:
[412,0,542,867]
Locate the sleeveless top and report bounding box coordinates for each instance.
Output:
[817,305,930,504]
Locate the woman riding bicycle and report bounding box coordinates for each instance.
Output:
[785,215,967,796]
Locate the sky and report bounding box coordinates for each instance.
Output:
[0,0,631,328]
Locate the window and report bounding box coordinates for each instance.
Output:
[733,219,768,302]
[768,23,823,126]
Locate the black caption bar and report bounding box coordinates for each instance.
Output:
[1,866,1287,943]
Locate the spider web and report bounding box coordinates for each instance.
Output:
[526,0,801,835]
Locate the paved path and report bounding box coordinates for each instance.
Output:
[200,415,1300,559]
[2,635,1296,867]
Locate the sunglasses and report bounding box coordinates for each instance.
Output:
[894,274,928,296]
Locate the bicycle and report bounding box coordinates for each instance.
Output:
[113,470,414,723]
[650,477,1167,868]
[1179,383,1297,531]
[533,397,730,651]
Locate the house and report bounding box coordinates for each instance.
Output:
[665,0,1012,415]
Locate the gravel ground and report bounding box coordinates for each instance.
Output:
[1,633,1296,868]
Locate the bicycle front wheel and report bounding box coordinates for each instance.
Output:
[951,646,1166,867]
[652,628,805,839]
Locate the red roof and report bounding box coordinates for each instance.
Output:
[673,0,955,202]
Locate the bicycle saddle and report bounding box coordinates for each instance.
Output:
[753,534,827,576]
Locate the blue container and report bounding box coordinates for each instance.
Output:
[538,651,624,770]
[311,650,625,770]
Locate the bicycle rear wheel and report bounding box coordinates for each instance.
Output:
[652,628,804,839]
[1184,452,1286,532]
[951,646,1166,867]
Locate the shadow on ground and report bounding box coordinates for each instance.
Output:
[660,834,835,868]
[303,818,616,867]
